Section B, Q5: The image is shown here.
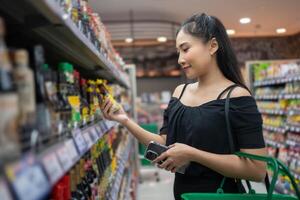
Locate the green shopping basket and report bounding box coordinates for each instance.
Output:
[181,152,300,200]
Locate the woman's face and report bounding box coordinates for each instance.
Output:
[176,29,214,79]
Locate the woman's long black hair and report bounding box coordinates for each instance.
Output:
[177,13,248,89]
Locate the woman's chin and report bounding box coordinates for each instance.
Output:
[184,72,198,80]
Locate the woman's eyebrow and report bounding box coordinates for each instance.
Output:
[176,42,188,50]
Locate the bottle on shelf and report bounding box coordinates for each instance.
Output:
[0,17,20,157]
[80,78,90,127]
[13,49,36,124]
[97,79,120,113]
[33,45,53,142]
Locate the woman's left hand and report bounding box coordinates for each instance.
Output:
[152,143,194,173]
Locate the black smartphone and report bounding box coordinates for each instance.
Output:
[144,141,188,174]
[144,141,169,165]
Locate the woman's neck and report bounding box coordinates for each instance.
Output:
[196,62,230,89]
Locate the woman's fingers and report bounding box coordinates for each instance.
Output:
[171,167,177,173]
[103,100,113,114]
[152,151,168,164]
[159,158,173,170]
[166,162,175,171]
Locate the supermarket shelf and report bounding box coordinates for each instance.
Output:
[0,0,130,88]
[263,125,286,134]
[255,95,281,100]
[255,93,300,100]
[254,75,300,87]
[286,139,299,147]
[286,124,300,133]
[4,119,118,200]
[291,170,300,180]
[259,109,286,115]
[288,109,300,115]
[265,139,286,148]
[109,138,133,200]
[275,182,298,196]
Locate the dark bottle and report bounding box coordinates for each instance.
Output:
[33,45,52,140]
[75,164,88,200]
[70,169,84,200]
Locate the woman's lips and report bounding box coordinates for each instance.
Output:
[183,66,192,71]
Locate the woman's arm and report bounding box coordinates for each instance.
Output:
[102,99,166,146]
[187,147,267,182]
[101,84,184,146]
[121,118,166,146]
[154,143,267,182]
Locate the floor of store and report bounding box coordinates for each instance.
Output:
[137,166,268,200]
[138,167,174,200]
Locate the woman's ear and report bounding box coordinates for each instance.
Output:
[209,38,219,55]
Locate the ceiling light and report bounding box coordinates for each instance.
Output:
[276,28,286,34]
[239,17,251,24]
[125,38,133,43]
[226,29,236,35]
[157,36,167,43]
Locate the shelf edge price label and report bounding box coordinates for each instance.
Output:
[5,155,50,200]
[72,129,87,154]
[64,139,79,162]
[90,128,99,142]
[83,131,93,148]
[41,152,64,185]
[95,125,103,138]
[56,144,73,172]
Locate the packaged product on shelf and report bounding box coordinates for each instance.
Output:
[80,78,90,126]
[0,17,20,157]
[58,62,74,131]
[33,45,53,140]
[97,79,121,113]
[253,61,300,81]
[13,49,36,126]
[87,80,98,122]
[262,115,286,128]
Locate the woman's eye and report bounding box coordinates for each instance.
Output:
[183,48,189,52]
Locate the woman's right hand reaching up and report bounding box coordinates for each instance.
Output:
[101,98,129,125]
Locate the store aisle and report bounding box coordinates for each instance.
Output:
[138,167,175,200]
[137,166,268,200]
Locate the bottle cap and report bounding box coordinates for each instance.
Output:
[14,49,29,66]
[58,62,73,72]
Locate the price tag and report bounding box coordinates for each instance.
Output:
[41,152,64,184]
[83,131,93,148]
[65,139,79,162]
[90,128,99,142]
[5,155,49,200]
[56,144,73,171]
[72,129,87,154]
[100,121,108,132]
[0,179,12,200]
[95,125,103,137]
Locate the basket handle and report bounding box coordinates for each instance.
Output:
[235,152,300,200]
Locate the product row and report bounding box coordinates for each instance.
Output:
[1,125,135,200]
[265,132,300,195]
[55,0,125,70]
[0,17,125,159]
[253,61,300,81]
[50,127,133,200]
[255,82,300,97]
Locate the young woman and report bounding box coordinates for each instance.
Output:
[101,13,267,200]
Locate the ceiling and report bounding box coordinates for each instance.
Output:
[90,0,300,39]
